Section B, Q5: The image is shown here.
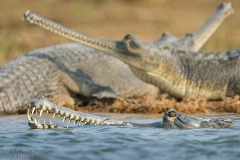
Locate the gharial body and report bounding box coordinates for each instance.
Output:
[0,42,160,115]
[0,3,233,115]
[27,96,233,129]
[24,3,238,101]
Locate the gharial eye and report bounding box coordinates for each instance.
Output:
[169,111,176,117]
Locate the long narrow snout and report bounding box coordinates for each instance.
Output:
[162,110,233,129]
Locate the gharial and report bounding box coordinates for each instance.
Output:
[0,3,233,115]
[27,96,233,129]
[24,2,238,100]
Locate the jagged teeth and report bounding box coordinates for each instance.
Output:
[29,116,59,129]
[69,114,74,120]
[87,119,90,123]
[28,105,104,129]
[53,113,56,118]
[59,111,64,116]
[91,120,96,124]
[64,113,70,118]
[81,118,85,122]
[55,109,59,114]
[40,110,43,117]
[32,108,35,115]
[27,108,31,121]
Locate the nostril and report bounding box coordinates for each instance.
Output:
[125,34,132,40]
[185,33,193,37]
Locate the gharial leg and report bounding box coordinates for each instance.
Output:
[60,71,118,99]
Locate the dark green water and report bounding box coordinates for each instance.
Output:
[0,113,239,160]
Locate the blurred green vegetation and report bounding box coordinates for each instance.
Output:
[0,0,240,65]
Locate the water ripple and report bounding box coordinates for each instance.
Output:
[0,114,239,160]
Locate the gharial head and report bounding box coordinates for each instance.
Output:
[23,11,178,73]
[162,109,233,129]
[23,3,234,73]
[23,3,233,72]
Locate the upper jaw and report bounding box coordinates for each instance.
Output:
[175,112,233,129]
[175,113,205,128]
[163,110,233,129]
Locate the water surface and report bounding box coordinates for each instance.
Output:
[0,113,239,160]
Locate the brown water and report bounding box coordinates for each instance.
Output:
[0,113,239,160]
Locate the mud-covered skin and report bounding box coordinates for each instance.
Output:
[27,97,233,129]
[23,3,237,100]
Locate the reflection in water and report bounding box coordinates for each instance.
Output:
[0,113,239,160]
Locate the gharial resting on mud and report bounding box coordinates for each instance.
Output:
[22,2,240,114]
[24,2,239,101]
[27,97,233,129]
[0,3,236,115]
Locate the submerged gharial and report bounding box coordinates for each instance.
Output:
[23,2,239,100]
[27,96,233,129]
[0,3,233,115]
